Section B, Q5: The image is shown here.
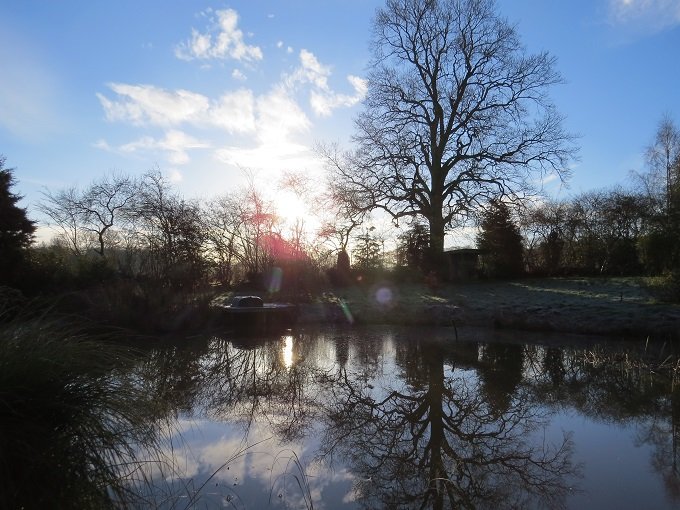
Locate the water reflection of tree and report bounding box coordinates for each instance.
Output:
[477,343,525,415]
[138,334,325,443]
[527,343,680,504]
[321,339,577,509]
[133,329,680,508]
[637,386,680,502]
[139,342,211,415]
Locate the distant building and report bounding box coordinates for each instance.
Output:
[444,249,482,281]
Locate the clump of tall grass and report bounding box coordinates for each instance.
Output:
[0,304,166,509]
[642,272,680,303]
[583,338,680,385]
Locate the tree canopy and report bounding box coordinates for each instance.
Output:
[325,0,575,269]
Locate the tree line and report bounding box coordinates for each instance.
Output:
[487,114,680,279]
[2,114,679,297]
[2,0,679,297]
[25,170,329,293]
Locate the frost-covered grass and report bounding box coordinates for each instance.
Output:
[312,277,680,339]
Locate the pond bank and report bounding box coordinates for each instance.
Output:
[295,278,680,340]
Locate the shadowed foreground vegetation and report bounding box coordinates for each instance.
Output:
[0,306,169,509]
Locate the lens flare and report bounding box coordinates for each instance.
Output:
[268,267,283,293]
[339,299,354,324]
[375,286,393,306]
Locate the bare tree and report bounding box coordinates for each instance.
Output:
[82,174,136,257]
[324,0,575,268]
[134,170,207,287]
[205,181,281,285]
[647,114,680,215]
[204,193,244,286]
[236,183,279,278]
[521,200,567,274]
[39,186,84,255]
[279,164,365,257]
[39,173,136,257]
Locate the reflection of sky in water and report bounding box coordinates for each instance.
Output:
[549,411,674,510]
[133,326,680,509]
[141,418,357,509]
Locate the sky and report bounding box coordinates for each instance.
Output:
[1,0,680,242]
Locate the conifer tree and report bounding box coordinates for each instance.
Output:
[477,200,524,278]
[0,156,36,286]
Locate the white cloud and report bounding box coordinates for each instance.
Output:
[310,74,368,117]
[286,49,331,90]
[257,86,311,143]
[276,41,294,54]
[232,69,247,81]
[118,130,210,165]
[540,172,560,188]
[97,82,313,171]
[97,46,366,182]
[215,86,313,171]
[283,49,367,117]
[97,84,256,134]
[97,84,209,127]
[92,139,112,151]
[167,168,184,182]
[210,89,257,133]
[608,0,680,33]
[175,8,263,62]
[215,140,314,173]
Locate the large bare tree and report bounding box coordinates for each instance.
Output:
[325,0,575,266]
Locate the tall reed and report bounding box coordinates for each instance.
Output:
[0,304,165,509]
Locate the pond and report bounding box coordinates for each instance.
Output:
[125,325,678,509]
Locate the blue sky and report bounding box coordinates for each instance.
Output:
[1,0,679,235]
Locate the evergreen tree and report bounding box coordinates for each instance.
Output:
[477,200,524,278]
[0,157,36,286]
[397,222,430,272]
[352,228,382,271]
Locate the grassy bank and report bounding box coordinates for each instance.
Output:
[285,277,680,340]
[10,275,678,341]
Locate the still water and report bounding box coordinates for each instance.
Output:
[128,326,680,509]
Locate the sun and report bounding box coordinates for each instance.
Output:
[271,189,320,236]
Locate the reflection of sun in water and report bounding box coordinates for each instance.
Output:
[282,335,294,369]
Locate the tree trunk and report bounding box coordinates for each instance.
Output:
[428,214,447,277]
[97,233,105,257]
[426,345,446,510]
